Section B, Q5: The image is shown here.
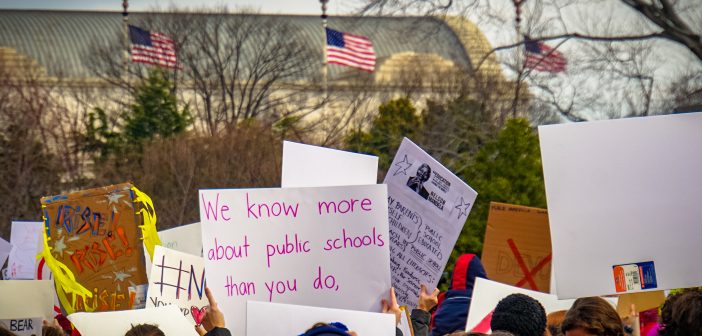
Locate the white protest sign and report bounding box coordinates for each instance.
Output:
[398,307,413,336]
[146,246,208,325]
[0,317,42,336]
[384,138,477,307]
[8,221,44,279]
[68,305,197,336]
[539,112,702,298]
[465,278,617,332]
[281,141,378,188]
[199,185,391,336]
[247,301,396,335]
[0,280,54,320]
[159,223,202,256]
[0,237,10,269]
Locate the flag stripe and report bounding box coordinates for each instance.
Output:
[327,54,375,68]
[325,27,376,72]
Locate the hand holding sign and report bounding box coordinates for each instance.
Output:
[417,284,440,312]
[381,288,402,325]
[195,288,226,336]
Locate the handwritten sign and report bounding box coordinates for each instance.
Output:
[481,202,551,292]
[0,280,54,320]
[146,246,207,325]
[246,301,395,335]
[8,221,44,279]
[0,317,42,336]
[384,138,477,307]
[466,278,618,332]
[40,183,155,314]
[159,223,202,256]
[68,305,197,336]
[539,112,702,298]
[281,141,378,188]
[199,185,391,336]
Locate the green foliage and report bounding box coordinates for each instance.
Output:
[453,118,547,258]
[345,97,421,170]
[85,69,191,160]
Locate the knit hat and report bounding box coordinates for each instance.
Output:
[299,322,353,336]
[490,293,547,336]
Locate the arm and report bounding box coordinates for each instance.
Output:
[411,284,439,336]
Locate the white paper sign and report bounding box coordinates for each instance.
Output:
[539,112,702,298]
[0,280,54,320]
[146,246,208,325]
[8,221,44,279]
[398,307,413,336]
[281,141,378,188]
[465,278,617,332]
[0,317,42,336]
[159,223,203,256]
[68,306,197,336]
[0,237,10,269]
[199,185,391,336]
[247,301,396,335]
[384,138,477,307]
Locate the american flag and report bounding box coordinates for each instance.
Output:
[524,37,566,73]
[129,25,179,69]
[325,27,376,72]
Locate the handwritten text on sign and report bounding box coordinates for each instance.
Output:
[385,138,477,308]
[199,185,391,336]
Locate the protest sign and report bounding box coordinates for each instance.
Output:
[465,278,617,332]
[145,246,207,325]
[281,141,378,188]
[246,301,396,335]
[0,236,11,271]
[398,306,414,336]
[68,305,196,336]
[39,183,160,314]
[0,280,54,320]
[481,202,551,292]
[384,138,477,307]
[539,112,702,298]
[616,291,666,317]
[158,223,202,256]
[7,221,44,279]
[0,318,42,336]
[200,184,391,336]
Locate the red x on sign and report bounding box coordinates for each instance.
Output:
[507,238,552,291]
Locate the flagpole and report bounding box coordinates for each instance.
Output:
[320,0,329,112]
[122,0,129,78]
[511,0,524,119]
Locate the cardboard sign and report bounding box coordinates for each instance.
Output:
[8,221,44,279]
[384,138,477,307]
[0,280,54,320]
[246,301,396,335]
[616,291,666,317]
[68,305,197,336]
[40,183,156,314]
[481,202,551,293]
[0,317,42,336]
[539,112,702,298]
[199,185,391,336]
[281,141,378,188]
[0,237,11,272]
[146,246,208,325]
[159,223,202,256]
[465,278,617,332]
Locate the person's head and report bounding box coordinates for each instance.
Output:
[0,324,17,336]
[546,310,568,336]
[124,324,165,336]
[490,293,547,336]
[561,297,623,336]
[416,164,431,182]
[659,288,702,336]
[42,325,66,336]
[301,322,357,336]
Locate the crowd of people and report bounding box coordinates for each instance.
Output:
[1,255,700,336]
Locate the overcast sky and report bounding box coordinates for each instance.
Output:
[0,0,360,15]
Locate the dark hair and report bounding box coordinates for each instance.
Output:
[659,289,702,336]
[124,324,165,336]
[561,297,623,336]
[42,325,67,336]
[0,324,17,336]
[547,310,567,336]
[490,293,547,336]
